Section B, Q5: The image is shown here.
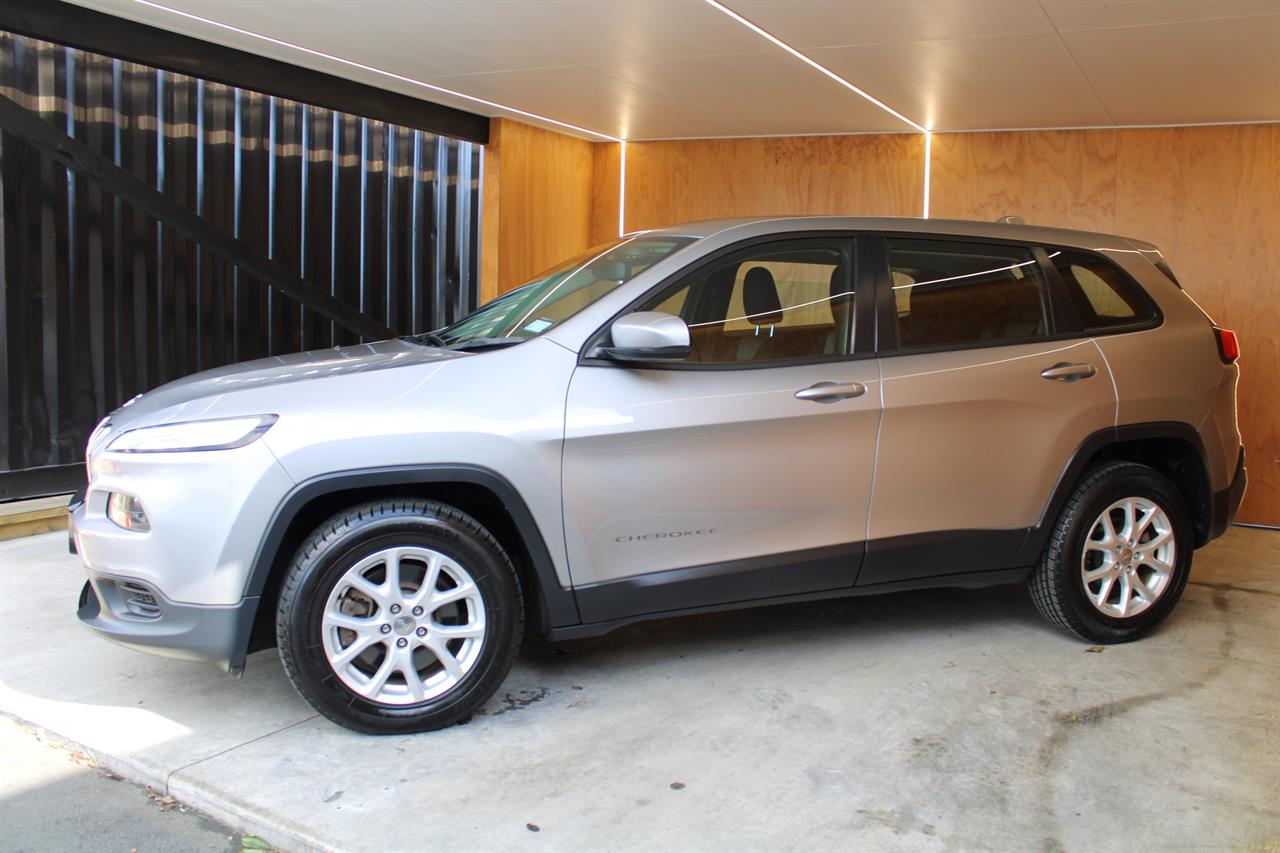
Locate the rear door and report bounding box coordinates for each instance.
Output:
[561,235,882,622]
[860,235,1116,586]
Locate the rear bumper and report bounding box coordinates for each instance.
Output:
[77,576,258,673]
[1209,447,1247,541]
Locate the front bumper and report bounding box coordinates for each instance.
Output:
[77,575,258,673]
[69,437,292,671]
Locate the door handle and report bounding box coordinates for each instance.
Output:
[1040,362,1097,382]
[794,381,866,403]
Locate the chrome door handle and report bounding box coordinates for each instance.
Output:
[1040,362,1097,382]
[794,381,866,403]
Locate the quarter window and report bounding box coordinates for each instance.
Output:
[887,238,1051,350]
[1051,249,1153,330]
[633,239,855,365]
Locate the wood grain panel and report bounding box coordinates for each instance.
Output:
[479,131,502,305]
[621,133,923,233]
[483,118,594,298]
[590,142,621,245]
[624,138,767,232]
[760,133,923,218]
[930,129,1119,231]
[1114,124,1280,524]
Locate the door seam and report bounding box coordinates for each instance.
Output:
[1090,337,1120,427]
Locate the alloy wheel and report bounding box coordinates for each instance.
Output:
[321,546,486,704]
[1080,497,1176,619]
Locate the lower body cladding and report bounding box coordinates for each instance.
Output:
[1211,448,1248,540]
[558,533,1035,641]
[77,575,257,671]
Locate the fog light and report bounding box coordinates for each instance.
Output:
[119,580,161,618]
[106,493,150,532]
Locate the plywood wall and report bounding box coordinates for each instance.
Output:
[479,118,594,302]
[590,134,925,243]
[590,142,623,248]
[488,119,1277,523]
[930,130,1120,231]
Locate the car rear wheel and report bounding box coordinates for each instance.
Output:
[277,499,522,734]
[1030,461,1193,643]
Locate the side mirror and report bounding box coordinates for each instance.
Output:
[598,311,690,363]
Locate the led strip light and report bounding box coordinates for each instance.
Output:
[701,0,926,134]
[131,0,623,143]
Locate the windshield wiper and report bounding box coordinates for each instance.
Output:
[401,331,449,348]
[448,336,525,351]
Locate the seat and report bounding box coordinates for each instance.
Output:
[897,278,987,347]
[993,279,1044,339]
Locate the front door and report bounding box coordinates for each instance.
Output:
[561,236,883,623]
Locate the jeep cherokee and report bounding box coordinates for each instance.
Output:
[70,216,1247,734]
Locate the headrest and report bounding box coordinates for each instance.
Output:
[743,267,782,326]
[829,265,851,317]
[597,260,628,281]
[829,265,845,298]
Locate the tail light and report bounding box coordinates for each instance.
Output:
[1213,327,1239,363]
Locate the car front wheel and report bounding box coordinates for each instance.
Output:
[1030,461,1193,643]
[276,499,522,734]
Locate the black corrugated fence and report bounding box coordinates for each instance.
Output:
[0,31,483,499]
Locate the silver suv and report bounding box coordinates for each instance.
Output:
[71,217,1247,734]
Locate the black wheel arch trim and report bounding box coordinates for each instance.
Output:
[1022,421,1219,564]
[230,464,580,668]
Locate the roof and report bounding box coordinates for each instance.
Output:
[631,216,1159,254]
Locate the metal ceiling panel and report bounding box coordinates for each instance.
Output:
[61,0,1280,139]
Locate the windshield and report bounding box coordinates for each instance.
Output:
[434,235,694,348]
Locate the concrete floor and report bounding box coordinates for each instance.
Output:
[0,716,241,853]
[1,527,1277,852]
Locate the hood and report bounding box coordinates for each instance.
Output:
[106,338,460,426]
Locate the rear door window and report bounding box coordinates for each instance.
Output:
[886,238,1051,350]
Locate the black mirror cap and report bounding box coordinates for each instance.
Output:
[593,344,690,363]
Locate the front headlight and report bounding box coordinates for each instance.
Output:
[106,492,151,531]
[106,415,278,453]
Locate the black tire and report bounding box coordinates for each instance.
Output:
[1029,461,1193,643]
[276,499,522,734]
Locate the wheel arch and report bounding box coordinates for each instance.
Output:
[233,465,581,669]
[1024,422,1214,564]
